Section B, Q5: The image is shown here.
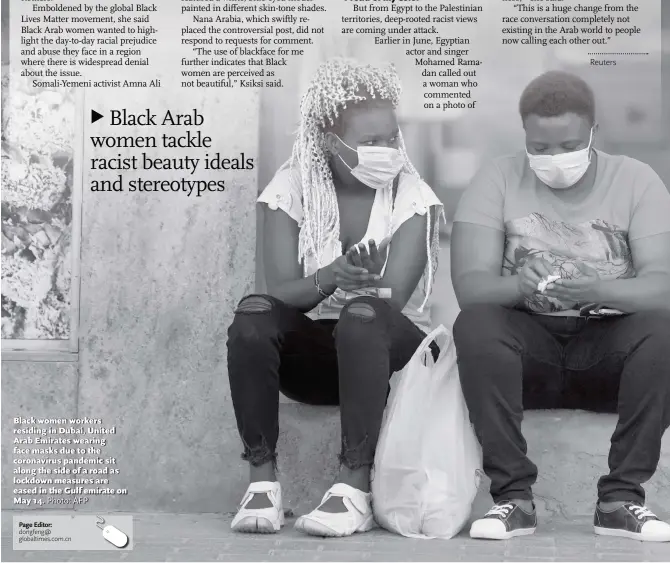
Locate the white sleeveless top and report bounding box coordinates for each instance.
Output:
[258,162,443,334]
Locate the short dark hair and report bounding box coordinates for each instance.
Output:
[519,71,596,126]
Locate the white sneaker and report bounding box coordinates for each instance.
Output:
[470,501,537,540]
[295,483,375,537]
[231,481,284,534]
[594,502,670,542]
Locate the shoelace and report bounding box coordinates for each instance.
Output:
[486,503,514,517]
[629,504,656,520]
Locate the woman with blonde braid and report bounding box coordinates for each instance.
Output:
[227,58,444,537]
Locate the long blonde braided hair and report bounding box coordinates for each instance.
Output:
[289,58,443,312]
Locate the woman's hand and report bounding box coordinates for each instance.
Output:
[345,237,391,276]
[321,255,380,292]
[544,262,602,304]
[516,256,555,299]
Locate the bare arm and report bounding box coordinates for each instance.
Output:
[450,221,521,309]
[607,233,670,311]
[548,233,670,313]
[582,167,670,312]
[262,205,376,312]
[262,205,330,312]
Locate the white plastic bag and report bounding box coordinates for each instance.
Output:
[371,324,482,539]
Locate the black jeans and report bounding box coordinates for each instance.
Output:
[226,294,431,470]
[453,304,670,505]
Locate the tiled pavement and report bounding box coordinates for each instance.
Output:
[3,512,670,562]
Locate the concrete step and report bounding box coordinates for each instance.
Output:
[276,404,670,519]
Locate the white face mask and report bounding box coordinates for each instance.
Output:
[527,128,594,190]
[336,136,405,190]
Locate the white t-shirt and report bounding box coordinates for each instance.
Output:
[258,162,443,333]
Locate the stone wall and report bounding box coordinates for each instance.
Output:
[2,87,260,513]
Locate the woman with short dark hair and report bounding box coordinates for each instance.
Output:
[451,70,670,542]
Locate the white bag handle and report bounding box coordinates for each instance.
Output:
[414,324,450,368]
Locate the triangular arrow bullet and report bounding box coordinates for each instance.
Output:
[91,110,103,123]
